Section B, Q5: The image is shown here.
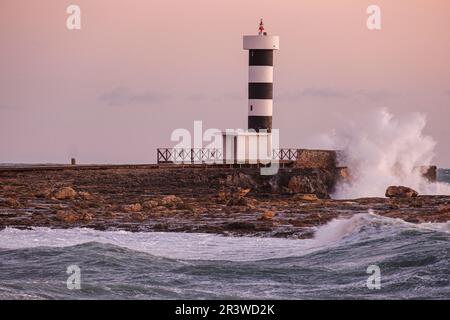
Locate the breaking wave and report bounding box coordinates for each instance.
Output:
[326,108,450,198]
[0,213,449,299]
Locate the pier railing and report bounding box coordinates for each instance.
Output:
[157,148,299,164]
[157,148,223,164]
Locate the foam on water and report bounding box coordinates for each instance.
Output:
[0,213,449,299]
[0,213,448,261]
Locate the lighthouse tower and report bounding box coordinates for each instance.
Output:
[243,19,279,133]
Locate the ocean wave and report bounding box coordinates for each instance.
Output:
[0,213,449,299]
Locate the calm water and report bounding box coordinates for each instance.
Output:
[0,212,449,299]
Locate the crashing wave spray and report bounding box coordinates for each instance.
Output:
[328,108,450,199]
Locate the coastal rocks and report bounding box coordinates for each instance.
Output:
[55,210,92,222]
[78,191,93,200]
[225,188,255,207]
[53,187,77,200]
[385,186,419,198]
[1,197,21,208]
[293,194,319,202]
[123,203,143,212]
[160,195,183,208]
[34,189,52,199]
[142,200,159,209]
[258,210,275,221]
[223,173,257,189]
[286,175,328,198]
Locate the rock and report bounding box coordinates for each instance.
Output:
[78,191,93,200]
[224,173,256,189]
[258,210,275,220]
[226,196,248,207]
[175,202,194,212]
[142,200,158,209]
[81,212,93,221]
[160,195,183,208]
[217,191,227,203]
[293,194,319,202]
[2,198,20,208]
[385,186,418,198]
[437,204,450,213]
[239,188,251,197]
[287,175,327,197]
[54,187,77,200]
[35,189,52,199]
[131,212,146,221]
[123,203,143,212]
[56,210,80,222]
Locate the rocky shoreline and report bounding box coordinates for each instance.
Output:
[0,166,449,239]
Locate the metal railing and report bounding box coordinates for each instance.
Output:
[157,148,223,164]
[272,148,299,161]
[157,148,299,164]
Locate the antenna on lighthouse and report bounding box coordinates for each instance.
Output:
[258,18,265,35]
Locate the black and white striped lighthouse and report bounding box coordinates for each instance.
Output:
[243,19,279,133]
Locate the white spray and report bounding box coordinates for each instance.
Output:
[326,108,450,199]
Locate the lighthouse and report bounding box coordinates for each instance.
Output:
[243,19,279,133]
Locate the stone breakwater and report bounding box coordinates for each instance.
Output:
[0,166,449,238]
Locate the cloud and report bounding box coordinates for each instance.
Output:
[98,86,170,106]
[276,87,395,102]
[355,89,397,102]
[184,91,245,102]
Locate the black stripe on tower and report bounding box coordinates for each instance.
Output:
[248,83,273,99]
[248,116,272,133]
[249,50,273,66]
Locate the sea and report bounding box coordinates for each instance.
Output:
[0,169,449,300]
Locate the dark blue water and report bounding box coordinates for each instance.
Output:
[438,168,450,184]
[0,213,449,300]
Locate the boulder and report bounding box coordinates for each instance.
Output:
[258,210,275,221]
[160,195,183,208]
[224,173,257,189]
[56,210,80,223]
[78,191,93,200]
[142,200,159,209]
[385,186,419,198]
[123,203,143,212]
[293,194,319,202]
[54,187,77,200]
[2,198,20,208]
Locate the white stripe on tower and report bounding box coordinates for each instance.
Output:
[248,66,273,83]
[248,99,272,116]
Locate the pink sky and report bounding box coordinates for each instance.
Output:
[1,0,450,165]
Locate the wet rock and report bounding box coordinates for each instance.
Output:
[437,204,450,213]
[54,187,77,200]
[1,197,20,208]
[287,175,328,198]
[258,210,275,220]
[35,189,52,199]
[293,194,319,202]
[78,191,93,200]
[81,212,94,221]
[142,200,158,209]
[385,186,418,198]
[160,195,183,208]
[226,196,248,207]
[175,202,194,212]
[56,210,80,222]
[131,212,146,221]
[224,173,257,189]
[123,203,143,212]
[239,188,251,197]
